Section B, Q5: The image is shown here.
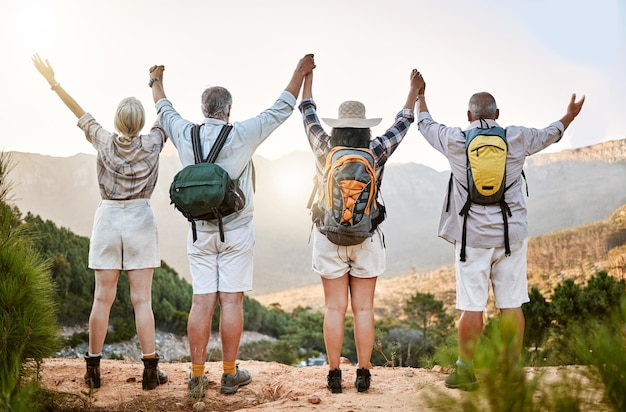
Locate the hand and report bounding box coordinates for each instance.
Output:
[149,65,165,83]
[296,54,316,77]
[566,93,585,119]
[414,69,426,96]
[32,53,57,86]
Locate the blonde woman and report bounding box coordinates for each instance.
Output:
[33,54,168,390]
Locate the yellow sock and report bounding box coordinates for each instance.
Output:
[142,352,156,359]
[191,363,205,378]
[223,361,236,376]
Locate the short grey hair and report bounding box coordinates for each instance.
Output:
[468,92,498,118]
[201,86,232,119]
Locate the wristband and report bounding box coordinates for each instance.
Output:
[149,78,159,88]
[51,82,60,91]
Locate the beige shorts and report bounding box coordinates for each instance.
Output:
[454,238,529,311]
[89,199,160,270]
[187,223,255,294]
[312,228,385,279]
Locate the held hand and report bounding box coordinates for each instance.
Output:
[32,54,57,86]
[296,54,316,77]
[410,69,425,94]
[566,93,585,119]
[149,65,165,84]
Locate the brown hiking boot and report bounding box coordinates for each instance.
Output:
[84,353,101,389]
[141,354,168,390]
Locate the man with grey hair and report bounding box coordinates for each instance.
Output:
[415,76,584,391]
[148,54,315,398]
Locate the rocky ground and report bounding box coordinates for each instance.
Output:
[38,359,610,412]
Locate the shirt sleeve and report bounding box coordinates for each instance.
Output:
[298,97,331,167]
[155,98,193,152]
[77,112,114,149]
[370,108,415,167]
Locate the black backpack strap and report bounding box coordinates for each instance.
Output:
[206,124,233,163]
[459,198,472,262]
[191,124,203,164]
[445,173,454,212]
[499,200,512,257]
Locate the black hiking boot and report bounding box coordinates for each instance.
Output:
[355,367,371,392]
[141,354,169,390]
[84,353,101,389]
[327,368,342,393]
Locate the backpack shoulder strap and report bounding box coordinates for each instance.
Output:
[206,124,233,164]
[191,124,203,164]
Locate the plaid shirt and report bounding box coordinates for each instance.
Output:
[298,98,414,186]
[77,113,167,200]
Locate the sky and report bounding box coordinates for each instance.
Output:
[1,0,624,172]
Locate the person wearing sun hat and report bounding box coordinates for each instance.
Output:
[299,66,422,393]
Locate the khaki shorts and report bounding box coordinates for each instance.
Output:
[454,238,529,311]
[187,223,255,294]
[89,199,160,270]
[312,228,385,279]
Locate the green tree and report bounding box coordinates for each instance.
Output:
[0,152,59,410]
[523,287,551,357]
[403,292,454,361]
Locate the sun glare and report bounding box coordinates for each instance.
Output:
[271,165,316,204]
[11,1,59,52]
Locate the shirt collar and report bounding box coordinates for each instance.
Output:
[468,118,500,129]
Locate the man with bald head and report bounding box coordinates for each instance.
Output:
[413,74,584,391]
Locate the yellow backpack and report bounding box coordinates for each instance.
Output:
[453,124,513,261]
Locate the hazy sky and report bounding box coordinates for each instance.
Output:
[2,0,624,171]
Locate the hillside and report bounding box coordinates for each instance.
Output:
[255,203,626,314]
[7,137,626,295]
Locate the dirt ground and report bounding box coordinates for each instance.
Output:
[38,358,610,411]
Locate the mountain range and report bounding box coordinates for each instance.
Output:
[6,138,626,295]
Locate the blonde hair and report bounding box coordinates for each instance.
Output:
[114,97,145,138]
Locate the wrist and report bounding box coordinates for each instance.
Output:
[50,82,60,91]
[149,78,159,88]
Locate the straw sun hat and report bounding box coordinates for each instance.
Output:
[322,100,382,128]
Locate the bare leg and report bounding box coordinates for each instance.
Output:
[500,307,525,362]
[127,268,156,355]
[457,310,484,362]
[218,291,244,362]
[88,270,120,354]
[188,293,218,364]
[349,276,377,369]
[321,274,349,370]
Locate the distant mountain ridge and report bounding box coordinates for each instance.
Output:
[6,138,626,295]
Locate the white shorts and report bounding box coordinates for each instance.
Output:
[312,228,385,279]
[454,239,529,311]
[187,223,255,294]
[89,199,160,270]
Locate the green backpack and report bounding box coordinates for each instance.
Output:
[169,124,244,242]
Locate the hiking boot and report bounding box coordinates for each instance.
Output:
[355,367,371,392]
[141,355,169,390]
[84,353,101,389]
[327,368,342,393]
[445,366,479,391]
[220,366,252,394]
[188,374,209,399]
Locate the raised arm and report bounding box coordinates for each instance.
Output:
[284,54,316,99]
[149,65,166,103]
[32,54,85,118]
[403,69,422,110]
[559,93,585,130]
[414,71,428,114]
[302,71,313,100]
